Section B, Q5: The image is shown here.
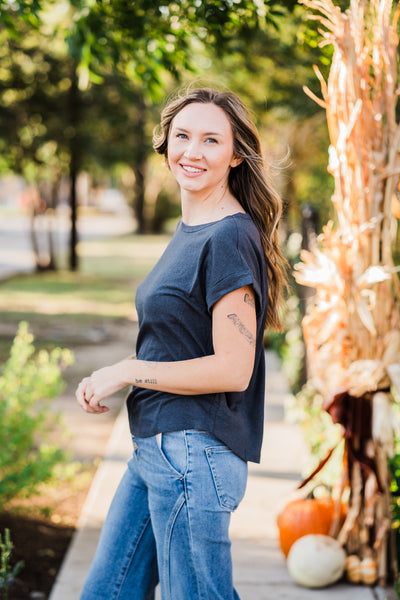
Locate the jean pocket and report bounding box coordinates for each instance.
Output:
[156,431,187,478]
[131,436,140,460]
[205,446,248,511]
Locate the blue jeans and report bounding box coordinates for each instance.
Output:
[80,430,248,600]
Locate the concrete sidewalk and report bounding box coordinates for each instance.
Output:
[50,351,394,600]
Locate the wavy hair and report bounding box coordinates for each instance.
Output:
[153,87,287,330]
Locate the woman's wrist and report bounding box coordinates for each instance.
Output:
[119,357,138,388]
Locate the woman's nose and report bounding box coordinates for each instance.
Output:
[184,141,202,160]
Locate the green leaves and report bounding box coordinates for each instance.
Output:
[64,0,295,96]
[0,0,42,33]
[0,528,24,600]
[0,322,74,504]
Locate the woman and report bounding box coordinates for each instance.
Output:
[76,86,287,600]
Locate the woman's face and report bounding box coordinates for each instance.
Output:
[167,102,239,195]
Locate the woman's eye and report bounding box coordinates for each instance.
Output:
[206,137,217,144]
[176,133,188,139]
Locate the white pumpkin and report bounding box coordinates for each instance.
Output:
[287,534,346,588]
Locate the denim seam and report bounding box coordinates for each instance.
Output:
[184,434,207,600]
[163,492,186,600]
[162,432,189,599]
[113,513,153,600]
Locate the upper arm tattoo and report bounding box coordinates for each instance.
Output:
[244,293,255,309]
[227,313,256,347]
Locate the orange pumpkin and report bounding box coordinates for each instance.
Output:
[277,495,344,557]
[392,194,400,219]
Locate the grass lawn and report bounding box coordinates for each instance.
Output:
[0,232,170,360]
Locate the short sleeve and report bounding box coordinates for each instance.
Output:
[204,220,254,312]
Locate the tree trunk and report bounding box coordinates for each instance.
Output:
[46,181,58,271]
[133,161,146,233]
[29,183,58,272]
[132,93,148,234]
[68,66,79,270]
[69,154,78,270]
[29,206,42,271]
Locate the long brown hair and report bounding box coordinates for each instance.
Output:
[153,87,287,330]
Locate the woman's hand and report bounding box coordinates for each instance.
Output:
[75,362,128,414]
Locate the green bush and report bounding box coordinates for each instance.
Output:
[0,322,74,504]
[0,528,23,600]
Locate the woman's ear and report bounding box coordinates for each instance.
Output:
[230,155,243,168]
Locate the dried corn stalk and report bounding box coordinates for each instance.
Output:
[295,0,400,584]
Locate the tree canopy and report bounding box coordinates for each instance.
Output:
[66,0,299,96]
[0,0,335,266]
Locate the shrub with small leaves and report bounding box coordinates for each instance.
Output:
[0,322,74,504]
[0,528,23,600]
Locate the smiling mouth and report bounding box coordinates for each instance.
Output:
[181,165,205,173]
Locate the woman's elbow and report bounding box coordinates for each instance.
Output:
[226,363,253,392]
[229,381,250,393]
[215,350,254,392]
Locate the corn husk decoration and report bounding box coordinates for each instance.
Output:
[296,0,400,584]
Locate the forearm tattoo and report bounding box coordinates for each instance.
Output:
[135,360,158,385]
[135,377,158,385]
[227,313,256,347]
[244,293,255,308]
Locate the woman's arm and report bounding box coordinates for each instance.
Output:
[76,285,257,414]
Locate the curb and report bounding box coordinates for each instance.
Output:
[49,405,132,600]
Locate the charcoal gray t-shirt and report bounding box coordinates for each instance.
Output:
[126,212,269,463]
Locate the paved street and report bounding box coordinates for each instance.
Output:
[0,209,136,278]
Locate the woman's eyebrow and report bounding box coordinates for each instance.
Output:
[174,126,222,136]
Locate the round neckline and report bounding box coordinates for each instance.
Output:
[180,212,249,232]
